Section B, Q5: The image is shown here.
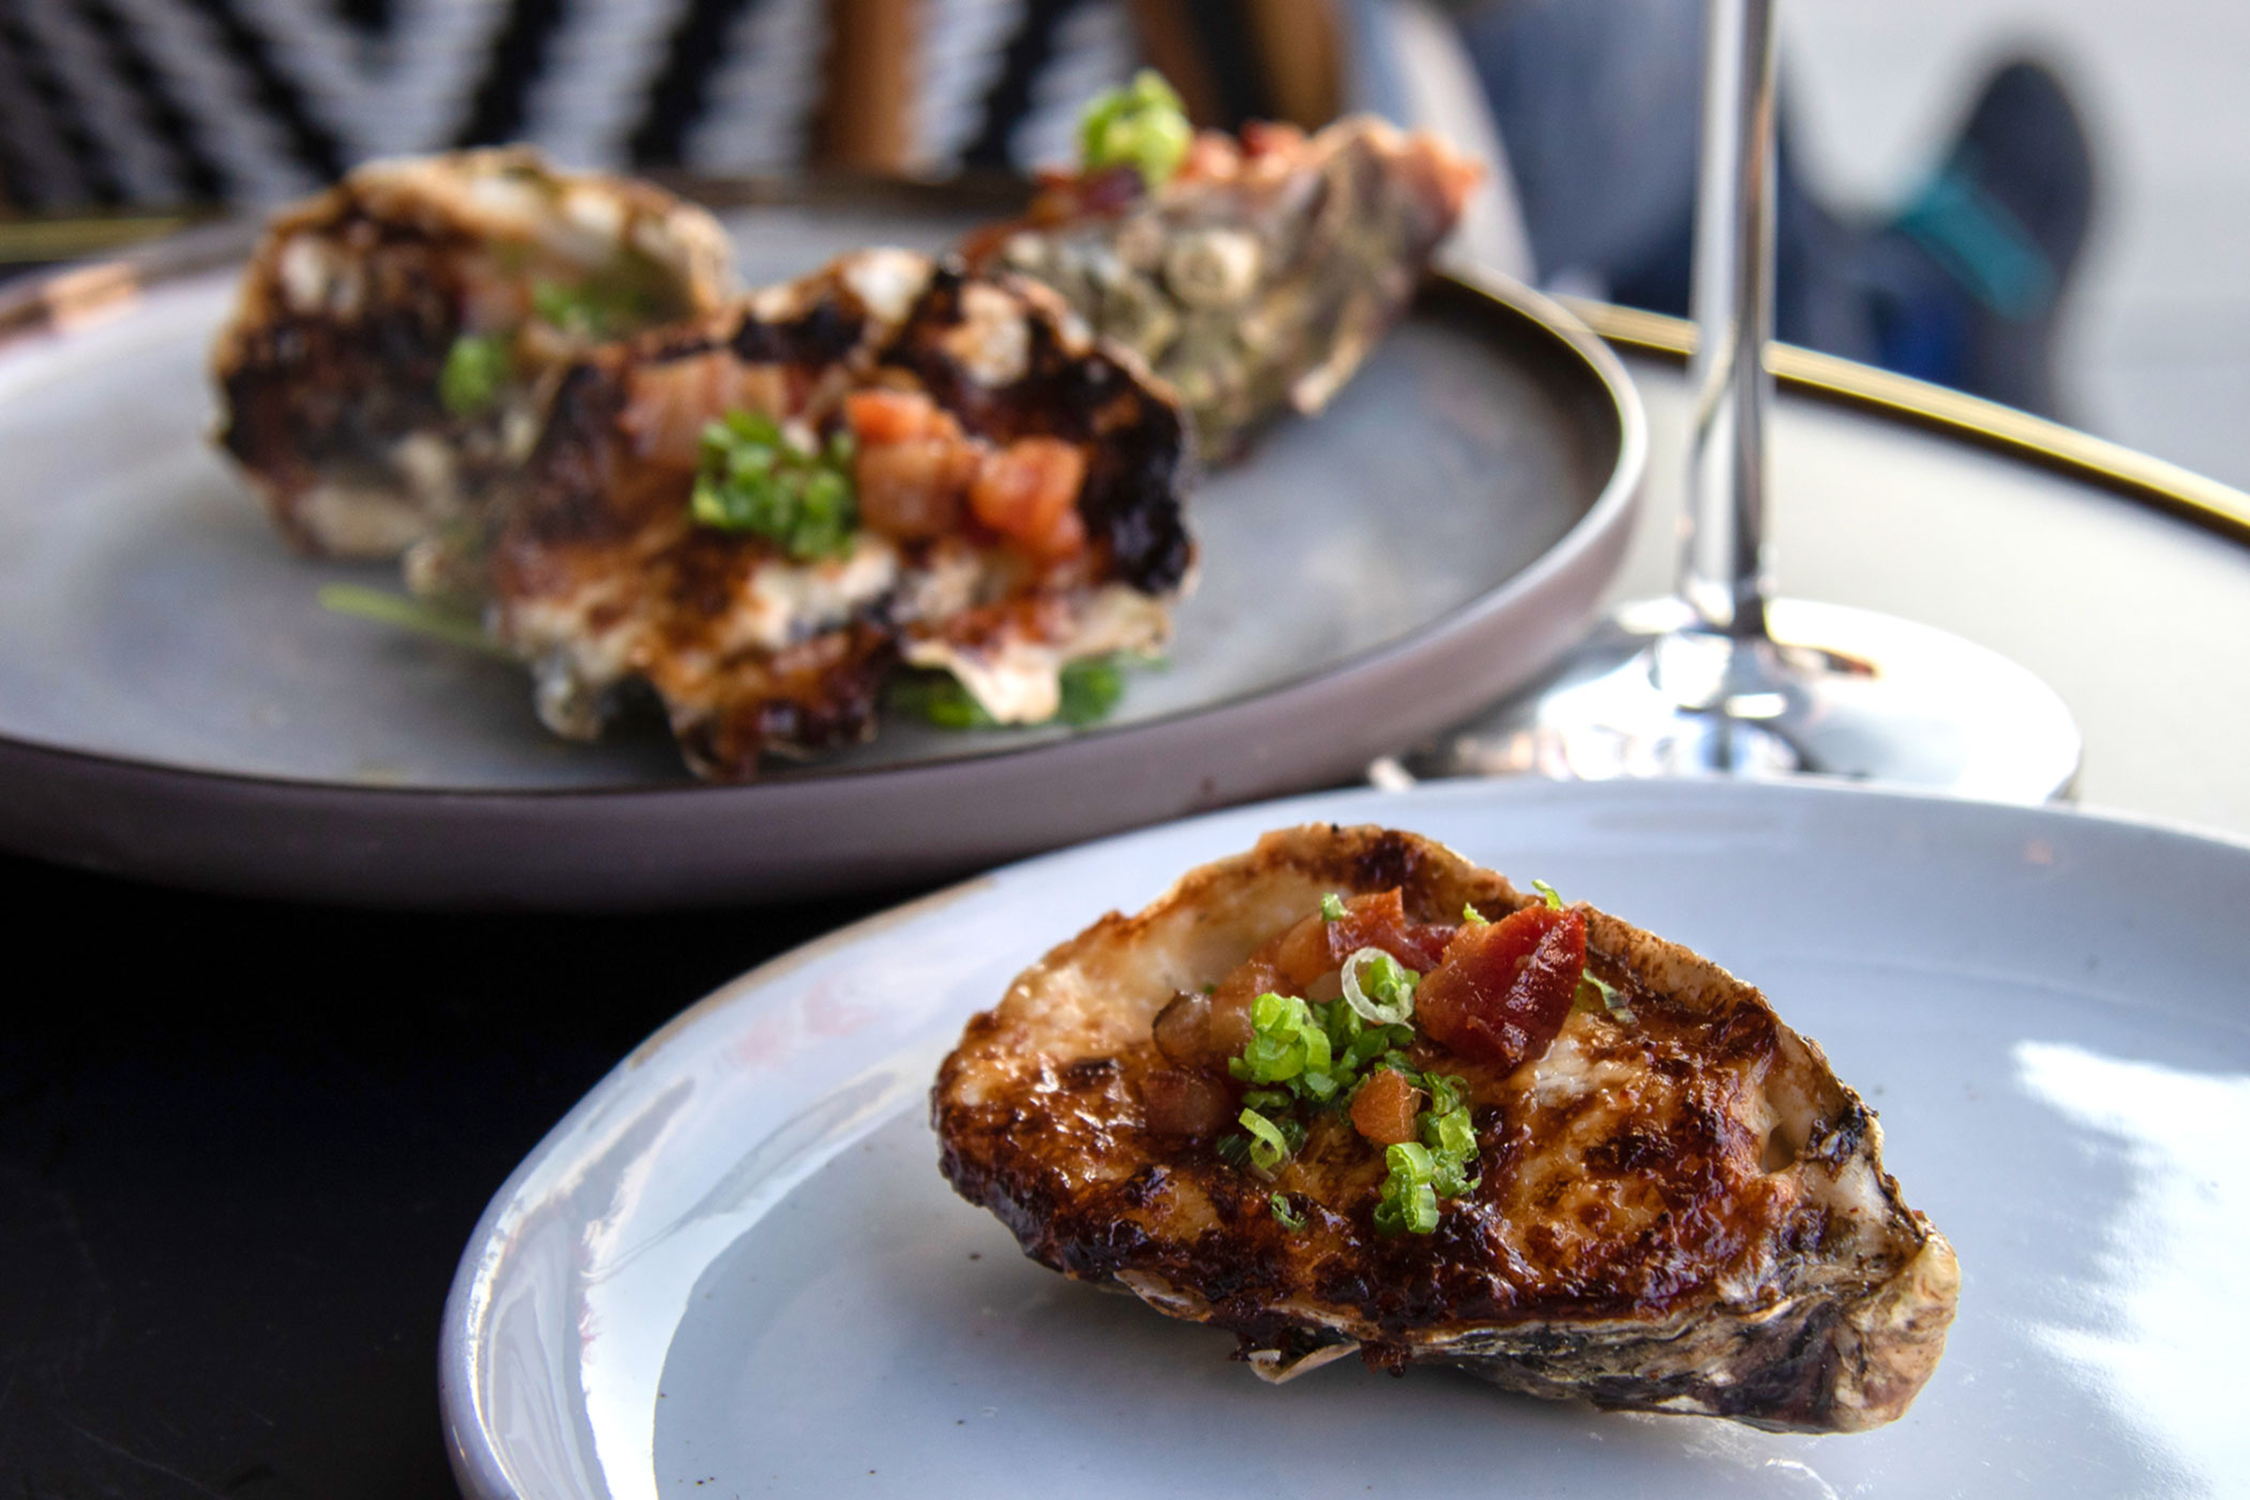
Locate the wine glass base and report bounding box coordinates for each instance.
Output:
[1389,598,2081,803]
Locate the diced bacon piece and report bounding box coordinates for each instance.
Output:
[1140,1069,1233,1137]
[1417,906,1586,1072]
[969,438,1088,561]
[855,438,976,540]
[621,354,790,468]
[1240,120,1306,159]
[844,388,958,446]
[1351,1066,1423,1145]
[1179,132,1243,184]
[1152,992,1216,1067]
[1271,889,1452,989]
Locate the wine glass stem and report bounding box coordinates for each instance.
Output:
[1682,0,1780,645]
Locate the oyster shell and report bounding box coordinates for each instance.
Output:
[489,251,1193,778]
[933,824,1958,1432]
[971,116,1479,462]
[213,146,734,561]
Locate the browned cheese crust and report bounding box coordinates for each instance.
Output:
[972,115,1479,461]
[489,251,1193,778]
[212,147,733,560]
[932,825,1959,1432]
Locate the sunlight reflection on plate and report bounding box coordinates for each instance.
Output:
[2017,1041,2250,1493]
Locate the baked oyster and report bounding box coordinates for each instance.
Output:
[489,249,1193,778]
[967,74,1480,461]
[212,147,734,562]
[933,824,1958,1432]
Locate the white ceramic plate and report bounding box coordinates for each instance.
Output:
[442,776,2250,1497]
[0,196,1642,906]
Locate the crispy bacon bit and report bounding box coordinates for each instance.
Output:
[846,388,984,541]
[1152,992,1216,1067]
[1200,889,1455,1058]
[844,388,955,445]
[1239,121,1306,159]
[1417,905,1586,1072]
[854,439,975,539]
[1351,1066,1422,1145]
[1272,889,1452,987]
[1178,132,1242,184]
[1140,1068,1233,1137]
[622,353,790,468]
[969,438,1089,561]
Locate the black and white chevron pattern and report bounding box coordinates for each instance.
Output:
[0,0,1137,208]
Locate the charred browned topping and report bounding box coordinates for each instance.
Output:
[214,154,731,560]
[490,251,1194,779]
[218,214,474,532]
[932,824,1955,1433]
[968,117,1479,462]
[498,362,635,551]
[882,264,1191,593]
[937,966,1818,1330]
[730,301,870,369]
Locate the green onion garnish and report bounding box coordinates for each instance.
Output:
[691,410,858,561]
[1339,947,1418,1027]
[1576,968,1634,1023]
[1057,654,1125,726]
[1270,1194,1306,1230]
[888,654,1140,732]
[1320,893,1348,922]
[531,255,675,339]
[886,671,999,730]
[1461,903,1488,926]
[1419,1073,1480,1197]
[438,333,510,417]
[1532,879,1565,911]
[1078,69,1193,189]
[318,584,510,658]
[1229,991,1332,1086]
[1239,1107,1295,1171]
[1374,1142,1440,1236]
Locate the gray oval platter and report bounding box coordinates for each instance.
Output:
[0,189,1645,908]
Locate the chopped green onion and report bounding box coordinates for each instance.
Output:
[1339,947,1418,1027]
[1228,992,1331,1085]
[1239,1107,1294,1171]
[531,254,678,339]
[1576,968,1635,1023]
[1270,1194,1306,1230]
[691,409,858,560]
[1056,655,1125,726]
[1412,1072,1481,1202]
[1078,69,1193,189]
[1532,879,1565,911]
[532,280,596,333]
[1461,903,1489,926]
[1374,1142,1440,1236]
[886,671,999,729]
[891,654,1141,731]
[438,333,510,417]
[318,584,510,658]
[1320,893,1348,923]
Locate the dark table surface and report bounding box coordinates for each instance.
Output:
[9,334,2250,1498]
[3,856,892,1497]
